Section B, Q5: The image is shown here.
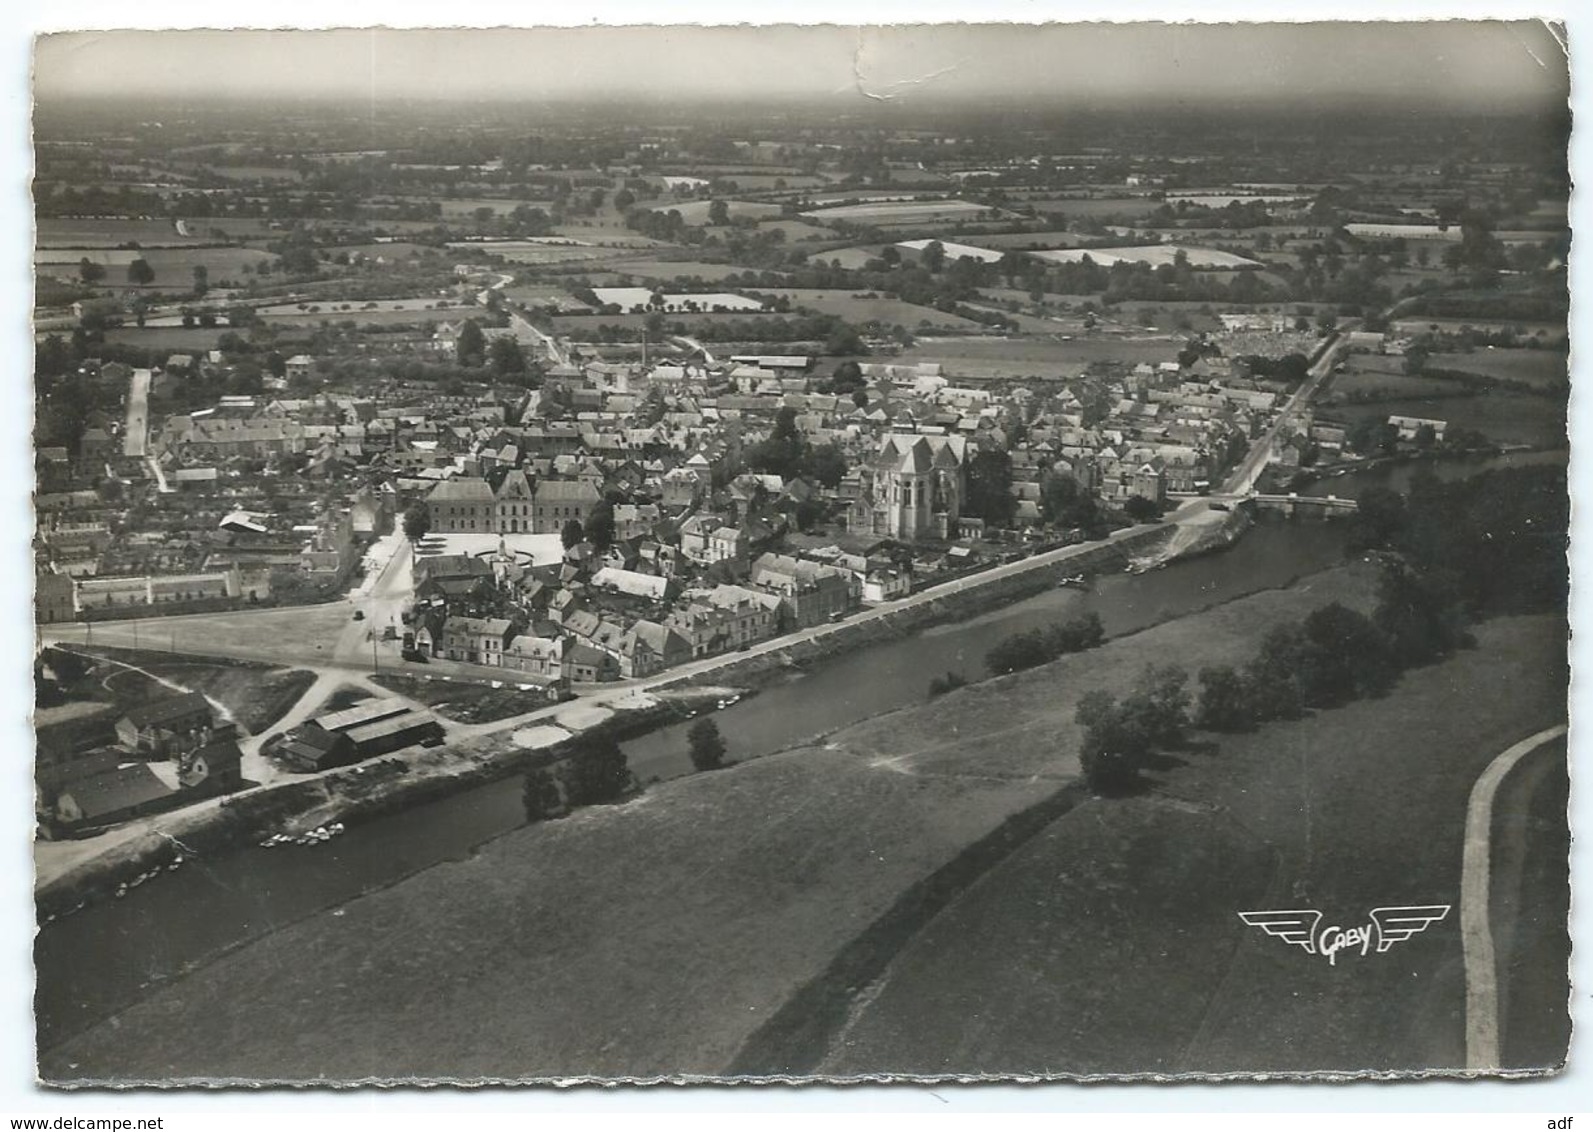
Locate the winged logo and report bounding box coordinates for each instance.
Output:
[1238,905,1451,964]
[1369,905,1452,952]
[1237,909,1322,954]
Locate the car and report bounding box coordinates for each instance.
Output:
[352,610,365,621]
[1211,502,1231,512]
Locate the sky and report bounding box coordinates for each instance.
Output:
[31,21,1570,111]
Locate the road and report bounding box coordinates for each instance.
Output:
[508,310,569,367]
[1459,724,1569,1071]
[1219,330,1348,497]
[121,367,150,459]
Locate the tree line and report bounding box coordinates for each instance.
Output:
[1072,462,1566,796]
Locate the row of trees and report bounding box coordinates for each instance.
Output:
[1072,464,1569,797]
[986,612,1107,677]
[521,720,730,824]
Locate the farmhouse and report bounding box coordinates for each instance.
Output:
[1388,415,1447,442]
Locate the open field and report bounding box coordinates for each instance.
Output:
[1327,390,1567,448]
[1030,244,1263,269]
[1428,348,1568,389]
[1329,365,1469,401]
[648,200,783,225]
[1393,318,1567,341]
[897,335,1181,377]
[137,663,318,734]
[755,219,835,242]
[257,307,465,327]
[499,284,592,311]
[38,247,277,281]
[591,287,765,312]
[551,312,781,334]
[1166,193,1308,208]
[35,218,198,248]
[101,327,228,351]
[207,165,304,183]
[1023,196,1169,219]
[717,173,830,191]
[770,290,986,330]
[968,230,1084,249]
[423,197,554,219]
[801,199,997,224]
[549,222,675,247]
[39,564,1393,1081]
[450,244,623,266]
[603,259,759,284]
[803,246,883,270]
[817,614,1567,1076]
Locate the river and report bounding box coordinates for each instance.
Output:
[36,518,1355,1050]
[47,449,1564,1050]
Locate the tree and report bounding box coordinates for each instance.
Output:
[1303,602,1399,701]
[1123,495,1161,523]
[127,258,155,286]
[965,448,1017,527]
[585,501,616,550]
[456,319,486,368]
[686,717,728,772]
[77,257,105,284]
[805,441,848,489]
[927,670,968,699]
[829,360,864,392]
[522,767,564,822]
[1123,664,1191,747]
[489,334,527,377]
[921,240,946,273]
[559,736,633,806]
[852,387,870,410]
[402,502,431,542]
[1243,625,1316,720]
[1195,664,1253,732]
[1075,691,1151,796]
[1348,485,1408,551]
[192,265,209,297]
[707,199,731,226]
[560,519,584,550]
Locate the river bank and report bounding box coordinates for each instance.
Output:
[35,522,1186,922]
[41,557,1385,1083]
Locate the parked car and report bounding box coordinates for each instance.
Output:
[352,610,365,621]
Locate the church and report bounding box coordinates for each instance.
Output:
[850,433,967,541]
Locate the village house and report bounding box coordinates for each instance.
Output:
[749,552,861,629]
[440,616,518,665]
[114,692,217,758]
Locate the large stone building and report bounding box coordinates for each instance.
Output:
[426,474,600,536]
[850,433,967,541]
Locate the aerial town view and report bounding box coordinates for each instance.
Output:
[29,22,1570,1085]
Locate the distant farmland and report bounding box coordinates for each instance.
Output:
[1429,348,1569,390]
[36,218,199,248]
[37,246,275,279]
[770,290,986,330]
[647,199,784,225]
[1029,245,1263,269]
[801,199,998,225]
[605,260,764,284]
[897,335,1181,378]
